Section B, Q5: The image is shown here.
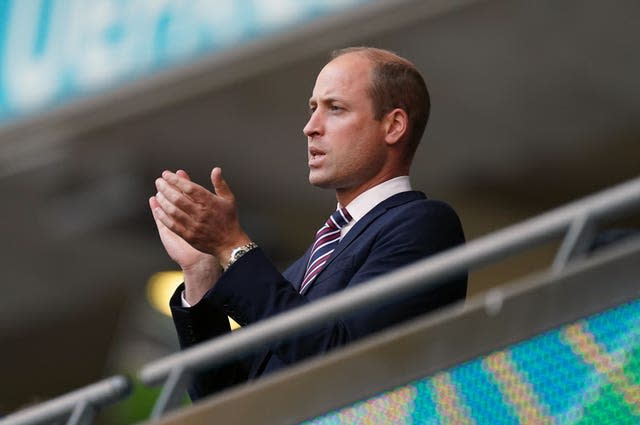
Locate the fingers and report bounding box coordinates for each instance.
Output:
[159,169,232,204]
[161,170,209,202]
[150,168,243,259]
[153,171,212,243]
[149,196,165,224]
[149,196,170,232]
[210,167,234,200]
[156,176,190,206]
[149,195,159,210]
[176,169,191,181]
[154,188,194,229]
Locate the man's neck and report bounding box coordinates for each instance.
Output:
[336,171,409,207]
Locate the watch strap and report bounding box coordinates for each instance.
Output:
[224,242,258,271]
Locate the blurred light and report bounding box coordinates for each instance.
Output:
[146,271,240,330]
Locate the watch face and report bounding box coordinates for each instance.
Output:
[232,248,247,260]
[227,242,257,270]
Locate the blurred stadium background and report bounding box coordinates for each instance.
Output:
[0,0,638,423]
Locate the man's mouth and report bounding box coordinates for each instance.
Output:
[309,147,326,161]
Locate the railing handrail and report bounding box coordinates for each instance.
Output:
[139,176,640,415]
[0,376,131,425]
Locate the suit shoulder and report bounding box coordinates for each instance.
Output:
[384,196,464,242]
[392,195,461,222]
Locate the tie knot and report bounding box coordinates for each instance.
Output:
[327,207,352,230]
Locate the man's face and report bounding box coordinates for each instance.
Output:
[303,53,388,199]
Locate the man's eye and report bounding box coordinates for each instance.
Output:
[330,105,342,111]
[309,106,317,115]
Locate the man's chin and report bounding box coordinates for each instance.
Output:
[308,174,334,189]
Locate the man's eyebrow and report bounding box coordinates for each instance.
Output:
[310,96,344,105]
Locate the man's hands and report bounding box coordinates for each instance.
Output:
[149,168,251,305]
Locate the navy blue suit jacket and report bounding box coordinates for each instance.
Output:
[170,191,467,399]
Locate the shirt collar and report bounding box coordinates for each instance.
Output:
[339,176,412,236]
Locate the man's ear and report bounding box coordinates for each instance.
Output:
[383,108,409,146]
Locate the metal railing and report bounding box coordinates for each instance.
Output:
[0,376,131,425]
[3,177,639,424]
[139,176,640,418]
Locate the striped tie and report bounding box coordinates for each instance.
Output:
[299,207,353,295]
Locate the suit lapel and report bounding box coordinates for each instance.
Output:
[287,254,310,292]
[317,191,426,277]
[291,191,426,292]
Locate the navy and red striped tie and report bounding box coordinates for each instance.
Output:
[299,208,352,294]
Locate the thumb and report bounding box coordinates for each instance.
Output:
[211,167,234,200]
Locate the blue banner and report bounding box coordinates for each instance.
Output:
[0,0,370,124]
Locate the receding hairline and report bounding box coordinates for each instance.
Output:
[330,47,416,70]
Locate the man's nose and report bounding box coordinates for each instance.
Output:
[303,111,322,137]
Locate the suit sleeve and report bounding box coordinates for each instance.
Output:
[170,286,253,399]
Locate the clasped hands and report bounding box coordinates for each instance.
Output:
[149,167,251,305]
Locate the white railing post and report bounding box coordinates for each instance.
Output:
[150,367,191,419]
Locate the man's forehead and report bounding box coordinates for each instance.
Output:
[310,54,372,100]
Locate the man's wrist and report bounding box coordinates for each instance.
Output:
[222,241,258,271]
[182,256,221,305]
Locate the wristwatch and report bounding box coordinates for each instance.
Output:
[224,242,258,271]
